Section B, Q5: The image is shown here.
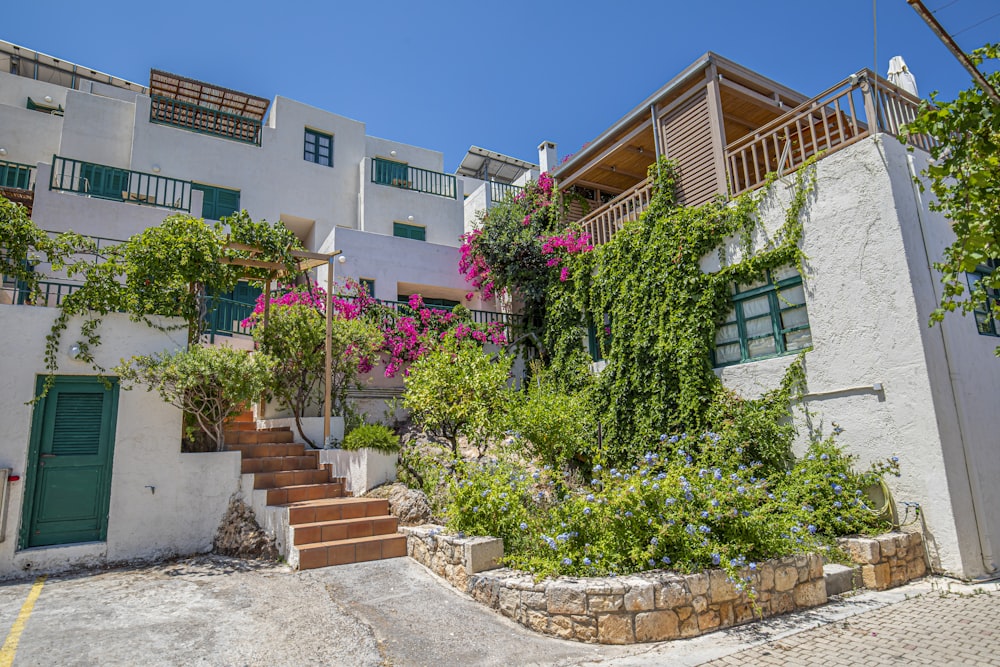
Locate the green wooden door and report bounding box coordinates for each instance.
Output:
[79,163,129,200]
[21,376,119,548]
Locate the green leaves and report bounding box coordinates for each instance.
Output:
[905,43,1000,349]
[115,345,276,451]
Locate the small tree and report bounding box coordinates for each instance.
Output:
[402,337,512,458]
[116,345,276,451]
[906,43,1000,353]
[509,369,595,469]
[250,287,382,447]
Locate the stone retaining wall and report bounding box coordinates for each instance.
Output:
[402,525,826,644]
[837,531,926,590]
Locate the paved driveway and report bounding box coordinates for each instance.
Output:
[1,555,998,666]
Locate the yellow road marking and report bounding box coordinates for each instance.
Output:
[0,576,46,667]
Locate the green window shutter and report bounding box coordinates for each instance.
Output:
[359,279,375,297]
[51,393,104,456]
[393,222,426,241]
[193,183,241,220]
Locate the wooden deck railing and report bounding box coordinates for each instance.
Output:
[726,70,933,196]
[578,176,654,246]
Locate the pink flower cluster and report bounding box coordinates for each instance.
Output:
[240,281,506,379]
[459,229,497,300]
[541,229,594,281]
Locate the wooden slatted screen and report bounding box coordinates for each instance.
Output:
[660,88,720,207]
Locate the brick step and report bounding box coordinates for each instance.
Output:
[224,429,295,445]
[227,442,307,458]
[227,410,255,424]
[297,533,408,570]
[266,482,344,505]
[292,515,399,545]
[226,421,260,432]
[253,468,330,490]
[241,454,319,474]
[286,497,390,525]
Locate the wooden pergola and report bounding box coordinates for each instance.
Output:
[221,241,342,445]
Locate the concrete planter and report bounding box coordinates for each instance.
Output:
[319,448,397,496]
[258,416,344,448]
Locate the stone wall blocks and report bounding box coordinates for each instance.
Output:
[624,581,655,611]
[546,582,587,615]
[588,594,624,613]
[635,610,680,642]
[597,614,635,644]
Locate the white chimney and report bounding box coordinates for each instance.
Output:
[537,141,557,173]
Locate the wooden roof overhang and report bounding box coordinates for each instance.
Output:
[149,69,270,121]
[553,53,809,198]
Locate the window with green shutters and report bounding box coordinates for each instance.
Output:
[359,278,375,297]
[192,183,241,220]
[393,222,426,241]
[304,128,333,167]
[713,266,812,367]
[966,266,1000,337]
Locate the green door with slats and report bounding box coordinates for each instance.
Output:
[21,376,119,548]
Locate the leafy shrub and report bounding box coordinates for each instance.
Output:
[771,436,899,537]
[341,423,400,454]
[445,431,899,583]
[508,373,595,468]
[116,345,275,451]
[402,338,512,458]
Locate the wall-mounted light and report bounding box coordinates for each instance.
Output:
[337,255,347,264]
[390,150,397,157]
[407,215,414,222]
[0,148,6,156]
[68,343,83,359]
[151,164,161,173]
[44,95,53,103]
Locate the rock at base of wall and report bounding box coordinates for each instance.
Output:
[367,483,433,525]
[213,494,278,561]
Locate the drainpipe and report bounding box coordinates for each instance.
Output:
[650,104,661,178]
[905,147,998,575]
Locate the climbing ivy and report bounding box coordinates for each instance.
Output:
[544,157,817,464]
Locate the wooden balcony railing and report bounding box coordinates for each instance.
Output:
[579,176,654,246]
[149,94,263,146]
[726,70,933,196]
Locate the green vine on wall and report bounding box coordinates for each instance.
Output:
[547,156,817,463]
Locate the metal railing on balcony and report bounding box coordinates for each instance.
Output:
[49,155,192,212]
[0,160,36,190]
[3,279,83,307]
[371,157,457,199]
[726,70,934,196]
[203,295,255,342]
[150,94,263,146]
[489,180,522,203]
[579,176,655,246]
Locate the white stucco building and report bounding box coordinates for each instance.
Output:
[550,52,1000,581]
[0,40,535,313]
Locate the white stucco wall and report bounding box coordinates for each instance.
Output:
[320,226,484,307]
[358,157,465,245]
[706,136,995,578]
[57,89,136,169]
[0,307,240,578]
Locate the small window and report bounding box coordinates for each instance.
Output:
[966,265,999,337]
[393,222,426,241]
[358,278,375,298]
[714,267,812,367]
[304,128,333,167]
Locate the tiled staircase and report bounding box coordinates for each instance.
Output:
[224,411,407,570]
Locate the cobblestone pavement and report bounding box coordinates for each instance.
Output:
[695,584,1000,667]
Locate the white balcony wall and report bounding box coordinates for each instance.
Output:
[358,157,464,246]
[59,90,135,169]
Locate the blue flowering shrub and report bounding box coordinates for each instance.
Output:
[445,431,897,581]
[771,436,900,537]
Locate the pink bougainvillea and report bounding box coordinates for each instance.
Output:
[241,280,506,379]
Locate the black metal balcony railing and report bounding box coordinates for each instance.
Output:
[371,157,457,199]
[49,155,192,212]
[150,94,263,146]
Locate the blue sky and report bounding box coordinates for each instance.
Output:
[6,1,998,172]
